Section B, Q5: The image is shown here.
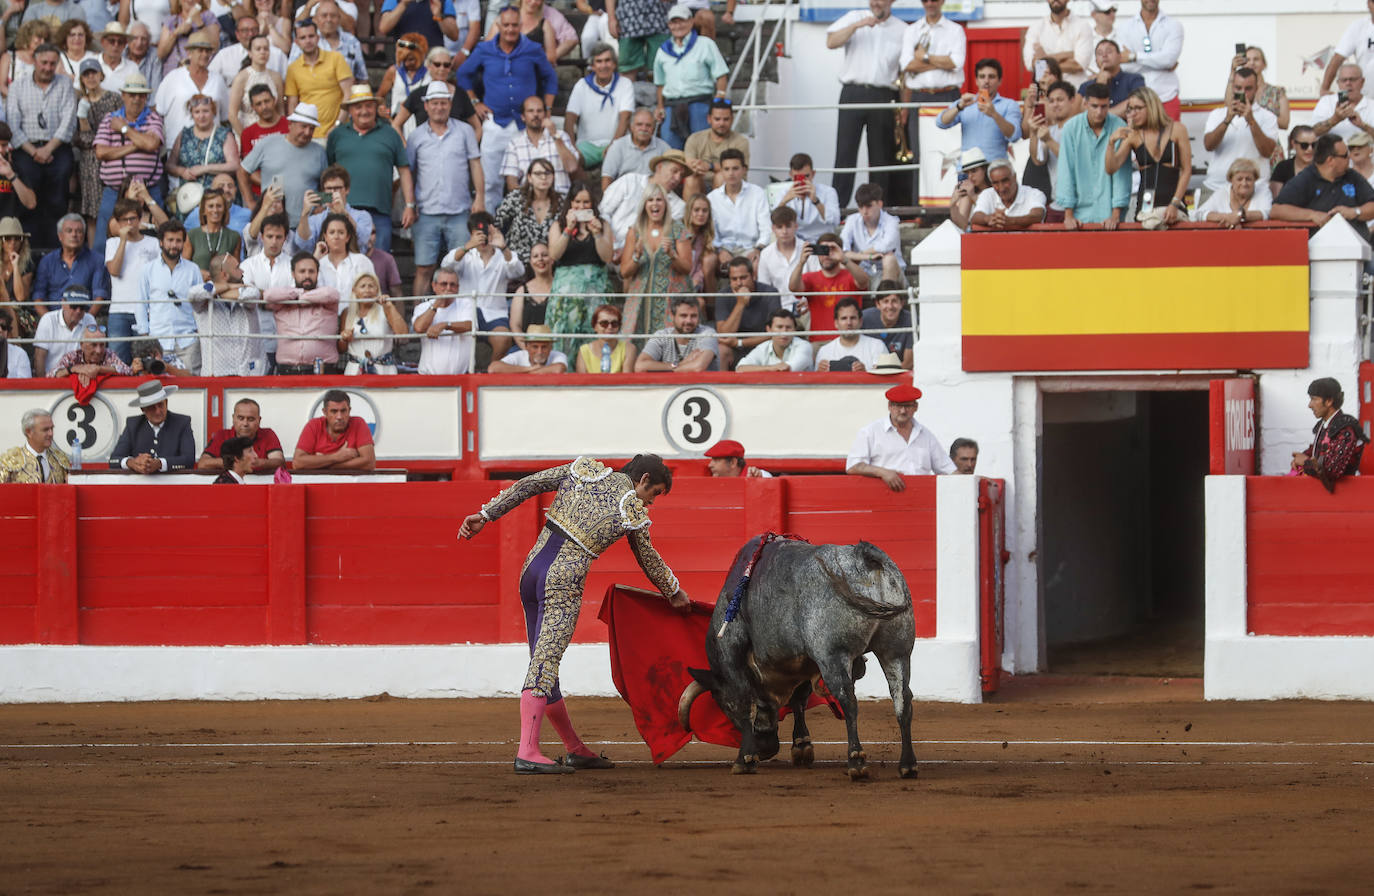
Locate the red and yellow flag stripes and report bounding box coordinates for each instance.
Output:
[960,229,1310,371]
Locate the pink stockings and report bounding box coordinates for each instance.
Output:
[518,690,594,763]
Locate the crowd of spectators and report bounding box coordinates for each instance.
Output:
[0,0,1368,384]
[0,0,918,378]
[914,0,1373,241]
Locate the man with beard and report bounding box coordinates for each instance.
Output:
[264,251,340,374]
[138,220,208,375]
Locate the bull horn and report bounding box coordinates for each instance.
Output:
[678,680,706,733]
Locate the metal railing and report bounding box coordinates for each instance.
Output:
[0,285,921,375]
[724,0,795,136]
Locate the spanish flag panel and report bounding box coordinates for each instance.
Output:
[960,229,1310,372]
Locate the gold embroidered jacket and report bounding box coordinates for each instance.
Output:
[481,457,680,597]
[0,444,71,483]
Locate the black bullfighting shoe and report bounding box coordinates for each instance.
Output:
[514,757,575,775]
[560,752,615,770]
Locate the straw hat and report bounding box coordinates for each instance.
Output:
[0,217,28,239]
[869,352,906,375]
[341,84,380,106]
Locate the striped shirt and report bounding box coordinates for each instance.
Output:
[6,72,77,148]
[93,107,164,188]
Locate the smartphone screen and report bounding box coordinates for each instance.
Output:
[977,89,991,104]
[1235,42,1247,56]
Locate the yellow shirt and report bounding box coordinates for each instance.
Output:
[284,50,352,138]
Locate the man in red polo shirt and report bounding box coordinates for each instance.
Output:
[197,397,286,472]
[788,231,871,342]
[704,438,771,478]
[293,389,376,471]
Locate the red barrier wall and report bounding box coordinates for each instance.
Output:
[1246,477,1374,635]
[0,476,939,646]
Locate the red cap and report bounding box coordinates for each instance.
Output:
[885,384,923,403]
[704,439,746,459]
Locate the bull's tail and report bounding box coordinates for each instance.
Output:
[816,543,910,620]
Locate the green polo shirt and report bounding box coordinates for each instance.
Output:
[325,121,409,213]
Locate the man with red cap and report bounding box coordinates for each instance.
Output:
[704,438,771,478]
[846,383,955,490]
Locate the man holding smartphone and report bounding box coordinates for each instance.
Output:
[774,152,839,243]
[1202,67,1279,200]
[240,104,328,227]
[1311,64,1374,144]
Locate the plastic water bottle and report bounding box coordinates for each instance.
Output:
[71,437,82,472]
[313,357,324,375]
[600,343,612,373]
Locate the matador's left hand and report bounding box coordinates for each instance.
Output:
[458,512,486,540]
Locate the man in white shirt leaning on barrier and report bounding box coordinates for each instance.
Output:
[847,382,955,490]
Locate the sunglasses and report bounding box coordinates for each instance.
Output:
[430,59,452,67]
[397,39,419,50]
[1295,140,1315,149]
[1333,151,1351,158]
[594,318,621,328]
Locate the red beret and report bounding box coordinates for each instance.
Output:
[704,439,746,459]
[885,384,923,403]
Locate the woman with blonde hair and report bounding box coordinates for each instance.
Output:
[682,192,716,294]
[185,188,243,274]
[574,302,638,374]
[1106,86,1192,225]
[620,182,692,335]
[339,271,407,374]
[1194,157,1270,228]
[0,20,49,100]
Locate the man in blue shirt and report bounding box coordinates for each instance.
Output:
[1079,39,1144,117]
[456,6,558,212]
[33,213,109,315]
[377,0,460,59]
[137,220,211,375]
[935,57,1022,162]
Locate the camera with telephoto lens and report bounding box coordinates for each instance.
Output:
[140,356,166,375]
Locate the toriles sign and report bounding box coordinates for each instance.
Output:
[960,229,1310,372]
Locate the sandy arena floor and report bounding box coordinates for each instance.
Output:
[3,680,1373,894]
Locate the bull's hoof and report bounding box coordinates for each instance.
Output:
[791,738,814,767]
[731,757,759,775]
[898,764,918,779]
[847,764,870,782]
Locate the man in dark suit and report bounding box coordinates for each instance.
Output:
[213,435,256,484]
[109,379,197,473]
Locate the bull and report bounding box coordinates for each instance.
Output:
[677,536,918,781]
